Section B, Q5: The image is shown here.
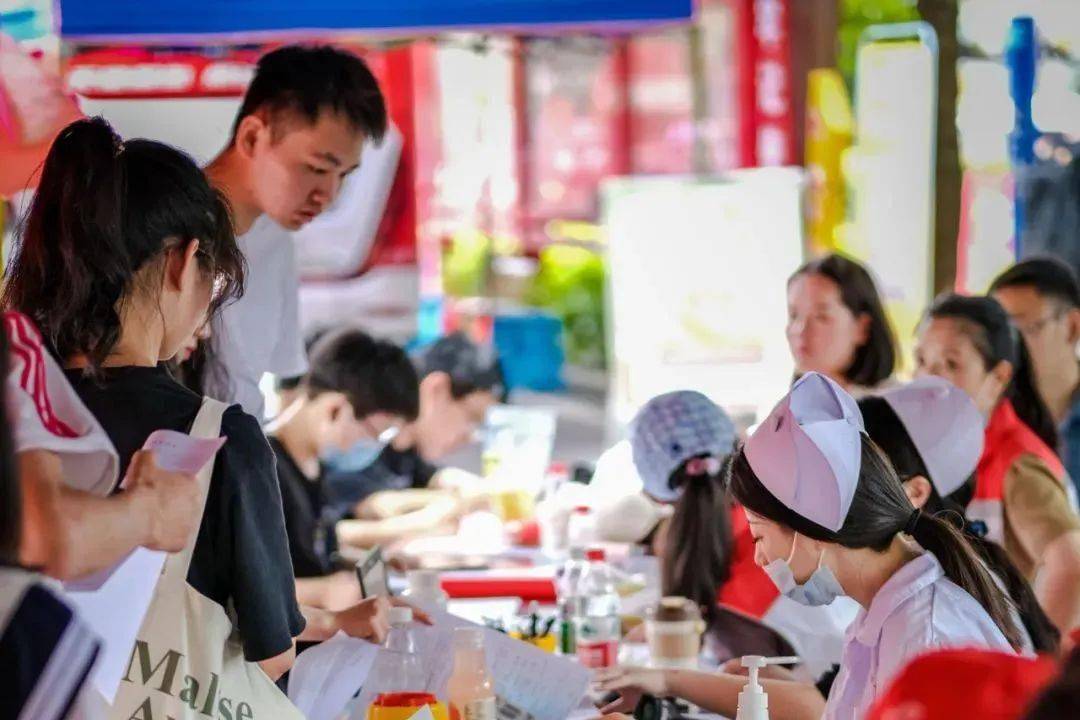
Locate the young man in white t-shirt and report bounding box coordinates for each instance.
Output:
[204,45,388,420]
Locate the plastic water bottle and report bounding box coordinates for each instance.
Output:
[566,506,597,551]
[367,607,425,695]
[402,570,449,613]
[556,547,588,654]
[575,548,621,669]
[447,627,496,720]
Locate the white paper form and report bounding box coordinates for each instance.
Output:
[287,632,380,720]
[351,610,591,720]
[63,430,227,702]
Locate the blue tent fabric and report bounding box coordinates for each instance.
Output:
[58,0,692,40]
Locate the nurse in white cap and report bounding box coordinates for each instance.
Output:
[597,372,1020,720]
[859,378,1059,654]
[732,372,1022,718]
[624,390,857,676]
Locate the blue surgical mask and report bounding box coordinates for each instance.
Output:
[762,537,844,607]
[323,436,390,473]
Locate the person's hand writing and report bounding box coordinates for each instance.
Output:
[333,596,392,643]
[126,450,201,553]
[391,596,434,625]
[594,666,670,714]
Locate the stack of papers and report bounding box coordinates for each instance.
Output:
[288,609,591,720]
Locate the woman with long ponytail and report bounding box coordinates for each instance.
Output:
[859,381,1059,653]
[595,374,1019,720]
[3,118,398,701]
[917,293,1080,634]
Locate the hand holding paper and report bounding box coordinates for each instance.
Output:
[125,431,226,553]
[139,428,228,474]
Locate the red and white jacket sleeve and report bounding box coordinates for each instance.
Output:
[4,311,118,495]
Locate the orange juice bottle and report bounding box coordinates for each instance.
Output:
[447,628,496,720]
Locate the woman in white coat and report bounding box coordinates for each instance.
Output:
[597,372,1021,720]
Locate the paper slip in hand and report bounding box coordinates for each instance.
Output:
[117,430,226,488]
[73,429,228,590]
[288,632,379,720]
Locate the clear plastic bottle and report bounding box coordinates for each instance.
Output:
[447,627,496,720]
[575,548,621,669]
[566,506,597,551]
[556,547,588,654]
[402,570,449,613]
[367,607,425,695]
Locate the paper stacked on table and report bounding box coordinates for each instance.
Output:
[63,430,227,703]
[288,609,591,720]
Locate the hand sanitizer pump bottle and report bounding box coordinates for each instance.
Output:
[735,655,800,720]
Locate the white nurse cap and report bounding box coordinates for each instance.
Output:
[879,377,985,497]
[745,372,864,532]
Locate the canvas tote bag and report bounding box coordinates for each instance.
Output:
[106,397,304,720]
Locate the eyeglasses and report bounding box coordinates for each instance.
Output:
[358,416,400,443]
[1013,309,1066,338]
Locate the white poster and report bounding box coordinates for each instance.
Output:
[603,168,805,430]
[841,28,937,369]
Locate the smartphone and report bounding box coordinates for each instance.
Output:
[355,546,390,598]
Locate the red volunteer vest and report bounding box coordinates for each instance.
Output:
[969,399,1067,545]
[718,504,779,618]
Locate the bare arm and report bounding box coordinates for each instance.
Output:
[597,667,824,720]
[667,670,824,720]
[295,570,362,611]
[336,497,461,549]
[256,603,369,681]
[356,489,451,520]
[1004,457,1080,632]
[257,644,297,682]
[1036,530,1080,633]
[18,449,198,581]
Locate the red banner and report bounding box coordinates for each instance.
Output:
[734,0,794,167]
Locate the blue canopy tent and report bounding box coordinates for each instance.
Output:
[57,0,693,41]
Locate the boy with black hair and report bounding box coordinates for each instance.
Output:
[206,45,388,421]
[327,332,505,519]
[991,257,1080,497]
[268,327,456,608]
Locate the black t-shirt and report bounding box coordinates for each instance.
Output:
[267,436,339,579]
[325,444,438,517]
[65,365,305,662]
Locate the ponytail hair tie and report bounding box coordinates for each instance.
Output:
[685,456,722,477]
[904,509,922,535]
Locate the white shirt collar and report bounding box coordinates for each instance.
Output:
[851,552,943,646]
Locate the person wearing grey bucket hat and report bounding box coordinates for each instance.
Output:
[629,391,736,503]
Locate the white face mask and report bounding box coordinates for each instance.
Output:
[762,534,845,607]
[323,427,399,473]
[323,437,389,472]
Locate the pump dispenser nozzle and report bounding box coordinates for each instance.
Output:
[734,655,800,720]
